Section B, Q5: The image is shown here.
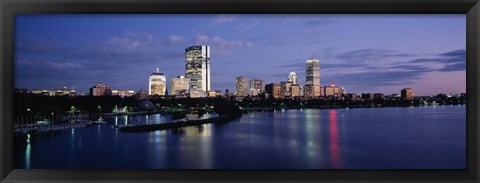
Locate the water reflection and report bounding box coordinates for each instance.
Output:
[25,134,31,169]
[329,110,342,168]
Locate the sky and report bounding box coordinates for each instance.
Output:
[14,14,466,96]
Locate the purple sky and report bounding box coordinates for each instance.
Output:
[14,14,466,96]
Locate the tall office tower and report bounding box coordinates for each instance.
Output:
[90,82,112,96]
[185,45,210,92]
[170,75,191,96]
[236,77,249,97]
[249,79,265,96]
[401,88,414,100]
[149,68,167,96]
[288,71,298,84]
[305,58,321,97]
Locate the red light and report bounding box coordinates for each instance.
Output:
[330,84,335,87]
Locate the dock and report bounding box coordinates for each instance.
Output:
[118,113,242,132]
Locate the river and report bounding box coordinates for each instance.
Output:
[15,105,466,169]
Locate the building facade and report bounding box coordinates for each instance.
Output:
[401,88,414,100]
[265,83,281,99]
[170,75,190,96]
[112,90,135,98]
[236,77,249,97]
[305,58,321,97]
[290,84,301,97]
[185,45,211,92]
[149,68,167,96]
[90,82,112,96]
[323,84,345,97]
[280,81,293,97]
[249,79,264,96]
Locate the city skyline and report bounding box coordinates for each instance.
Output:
[14,14,466,96]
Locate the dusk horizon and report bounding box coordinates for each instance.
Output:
[14,14,466,96]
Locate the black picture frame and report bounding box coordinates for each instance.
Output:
[1,0,479,182]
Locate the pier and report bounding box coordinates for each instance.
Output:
[117,113,242,132]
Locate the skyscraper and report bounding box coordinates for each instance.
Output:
[236,77,249,97]
[149,68,166,96]
[185,45,210,92]
[288,71,298,84]
[305,58,321,97]
[170,75,190,96]
[249,79,264,96]
[401,88,414,100]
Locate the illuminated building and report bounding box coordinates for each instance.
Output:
[280,81,293,97]
[305,58,321,97]
[290,84,301,97]
[149,68,166,96]
[236,77,249,97]
[112,89,135,98]
[32,87,76,96]
[249,79,264,96]
[170,75,190,96]
[185,45,210,92]
[401,88,414,100]
[323,84,345,97]
[288,71,298,84]
[90,82,112,96]
[189,88,207,98]
[265,83,281,99]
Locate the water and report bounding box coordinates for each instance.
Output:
[14,106,466,169]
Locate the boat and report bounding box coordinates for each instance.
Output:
[93,117,107,124]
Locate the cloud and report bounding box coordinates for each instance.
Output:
[337,49,415,63]
[101,31,156,54]
[235,21,261,32]
[210,15,236,26]
[194,34,253,55]
[408,49,465,72]
[45,61,85,70]
[169,35,186,45]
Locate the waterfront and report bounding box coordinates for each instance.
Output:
[15,105,466,169]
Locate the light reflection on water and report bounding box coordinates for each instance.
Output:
[15,106,466,169]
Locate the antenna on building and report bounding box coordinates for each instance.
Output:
[156,67,159,73]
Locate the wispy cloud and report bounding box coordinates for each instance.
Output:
[210,15,236,27]
[169,35,186,45]
[193,34,253,55]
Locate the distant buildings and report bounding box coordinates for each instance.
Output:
[401,88,414,100]
[149,68,166,96]
[236,77,249,97]
[249,79,264,96]
[323,84,345,97]
[185,45,211,92]
[111,89,135,98]
[90,82,112,96]
[290,84,301,97]
[32,87,76,97]
[265,83,281,99]
[133,90,149,100]
[170,75,190,96]
[280,81,293,97]
[305,58,321,97]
